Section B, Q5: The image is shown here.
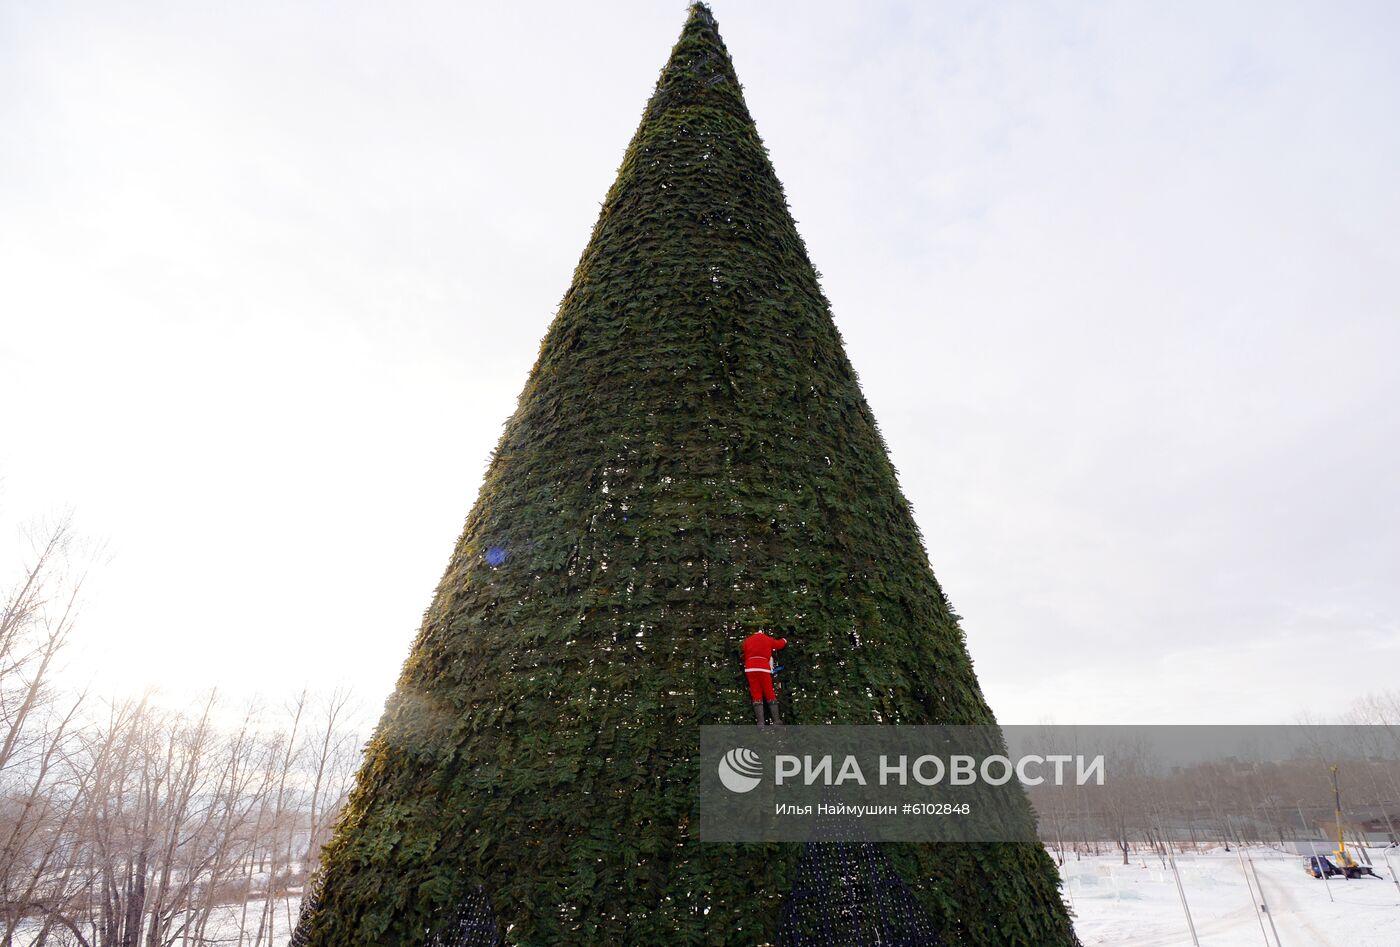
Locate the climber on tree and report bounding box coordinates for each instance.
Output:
[742,629,787,727]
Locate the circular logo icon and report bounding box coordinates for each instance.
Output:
[718,747,763,793]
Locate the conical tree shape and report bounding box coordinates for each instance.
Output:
[300,5,1078,945]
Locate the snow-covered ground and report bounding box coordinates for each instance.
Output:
[1065,848,1400,946]
[10,897,299,947]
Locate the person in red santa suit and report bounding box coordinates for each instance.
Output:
[742,628,787,727]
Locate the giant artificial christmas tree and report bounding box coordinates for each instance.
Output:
[296,5,1079,945]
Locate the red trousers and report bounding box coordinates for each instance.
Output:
[745,670,776,702]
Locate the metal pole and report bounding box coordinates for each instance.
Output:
[1245,846,1283,947]
[1233,837,1273,946]
[1159,817,1200,947]
[1382,848,1400,902]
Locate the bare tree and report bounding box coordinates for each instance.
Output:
[0,504,368,946]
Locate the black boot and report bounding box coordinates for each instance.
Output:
[765,700,783,726]
[753,701,767,727]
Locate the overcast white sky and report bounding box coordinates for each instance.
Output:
[2,1,1396,725]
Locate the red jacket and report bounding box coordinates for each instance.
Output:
[742,632,786,673]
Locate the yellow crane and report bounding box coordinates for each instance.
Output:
[1332,765,1357,870]
[1306,765,1379,879]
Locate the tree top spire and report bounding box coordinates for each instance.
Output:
[642,1,749,126]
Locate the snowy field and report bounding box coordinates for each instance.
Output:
[1065,848,1400,946]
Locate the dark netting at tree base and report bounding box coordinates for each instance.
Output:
[294,2,1080,944]
[777,805,944,947]
[424,888,504,947]
[288,872,321,947]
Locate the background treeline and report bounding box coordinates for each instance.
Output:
[1027,706,1400,865]
[1,518,364,946]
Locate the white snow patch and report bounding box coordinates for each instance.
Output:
[1065,848,1400,946]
